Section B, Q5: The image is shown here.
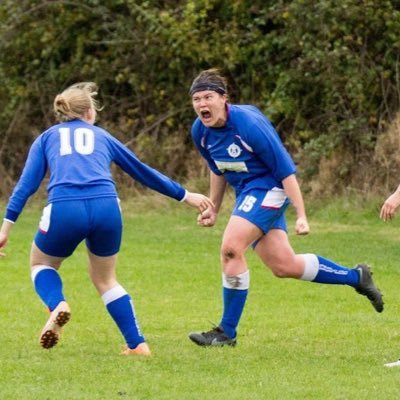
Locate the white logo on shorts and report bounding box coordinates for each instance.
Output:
[261,187,287,209]
[39,204,52,233]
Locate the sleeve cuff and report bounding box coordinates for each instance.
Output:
[4,209,19,223]
[179,190,188,202]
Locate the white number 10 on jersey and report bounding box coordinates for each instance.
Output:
[59,127,95,155]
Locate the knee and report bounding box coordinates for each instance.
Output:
[31,262,61,272]
[91,278,118,296]
[220,243,243,263]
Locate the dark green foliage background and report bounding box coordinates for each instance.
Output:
[1,0,399,196]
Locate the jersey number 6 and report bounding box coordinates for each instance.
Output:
[59,127,95,156]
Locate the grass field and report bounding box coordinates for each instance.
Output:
[1,196,400,399]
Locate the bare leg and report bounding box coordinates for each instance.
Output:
[254,229,305,278]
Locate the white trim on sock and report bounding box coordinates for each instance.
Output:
[31,265,57,283]
[300,253,319,281]
[222,270,250,290]
[101,285,128,306]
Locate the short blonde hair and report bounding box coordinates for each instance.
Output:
[53,82,102,122]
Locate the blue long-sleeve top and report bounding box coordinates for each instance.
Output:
[5,119,186,222]
[191,104,296,197]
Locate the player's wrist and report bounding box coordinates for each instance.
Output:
[180,190,189,202]
[210,207,218,216]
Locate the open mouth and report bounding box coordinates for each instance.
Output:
[201,110,212,120]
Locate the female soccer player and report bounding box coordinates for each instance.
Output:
[0,82,213,356]
[187,69,383,347]
[380,185,400,367]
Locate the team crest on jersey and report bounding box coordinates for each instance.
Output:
[227,143,241,158]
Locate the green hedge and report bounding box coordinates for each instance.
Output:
[1,0,399,196]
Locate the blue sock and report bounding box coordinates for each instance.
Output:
[220,287,248,339]
[103,285,145,349]
[219,271,250,339]
[313,255,360,286]
[31,266,65,311]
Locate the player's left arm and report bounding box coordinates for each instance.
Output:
[246,122,296,181]
[244,122,308,234]
[1,137,47,256]
[380,184,400,221]
[5,137,47,222]
[281,174,310,235]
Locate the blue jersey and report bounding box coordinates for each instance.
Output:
[5,119,186,222]
[191,104,296,196]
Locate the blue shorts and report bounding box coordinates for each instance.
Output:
[232,188,290,234]
[34,197,122,258]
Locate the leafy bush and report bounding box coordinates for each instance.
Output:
[0,0,399,197]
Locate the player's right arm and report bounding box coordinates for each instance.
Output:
[191,121,226,227]
[197,171,227,227]
[0,220,13,256]
[108,133,213,212]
